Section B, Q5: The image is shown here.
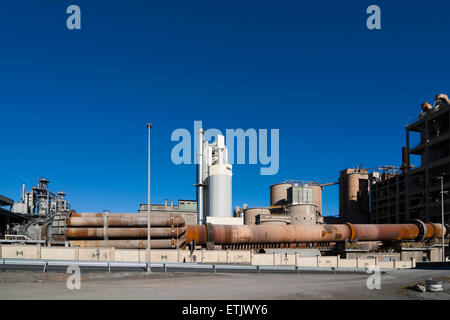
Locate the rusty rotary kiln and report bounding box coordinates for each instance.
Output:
[61,212,186,249]
[53,211,448,250]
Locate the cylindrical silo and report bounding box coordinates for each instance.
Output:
[311,185,322,216]
[207,164,232,217]
[287,204,318,225]
[347,172,360,216]
[202,134,233,218]
[244,208,270,225]
[270,183,292,206]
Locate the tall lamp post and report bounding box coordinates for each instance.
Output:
[438,175,446,262]
[147,123,152,273]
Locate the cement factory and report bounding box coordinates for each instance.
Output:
[1,94,449,264]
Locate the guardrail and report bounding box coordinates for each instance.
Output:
[0,258,386,274]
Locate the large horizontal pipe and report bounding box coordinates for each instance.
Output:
[66,227,186,239]
[69,238,185,249]
[186,223,446,245]
[67,215,185,227]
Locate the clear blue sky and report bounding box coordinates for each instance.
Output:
[1,1,449,216]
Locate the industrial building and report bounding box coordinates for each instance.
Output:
[370,94,450,225]
[138,200,197,226]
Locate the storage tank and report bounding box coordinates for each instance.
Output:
[244,208,270,225]
[270,183,292,206]
[311,185,322,216]
[206,165,232,217]
[286,183,322,217]
[287,204,318,225]
[201,134,233,218]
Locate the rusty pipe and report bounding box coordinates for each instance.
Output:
[425,223,446,239]
[67,215,185,227]
[186,223,446,245]
[66,227,186,239]
[186,224,352,244]
[69,238,185,249]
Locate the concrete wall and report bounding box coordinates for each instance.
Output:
[0,244,416,269]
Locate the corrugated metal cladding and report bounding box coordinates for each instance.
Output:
[287,185,314,205]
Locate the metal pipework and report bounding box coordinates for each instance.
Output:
[67,213,185,227]
[68,238,185,249]
[66,227,186,239]
[197,128,204,225]
[186,222,446,246]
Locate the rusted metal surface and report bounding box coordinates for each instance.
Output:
[69,238,185,249]
[187,224,351,244]
[351,224,419,241]
[225,242,336,250]
[186,223,446,245]
[425,223,445,239]
[66,227,186,239]
[186,225,207,245]
[67,215,185,227]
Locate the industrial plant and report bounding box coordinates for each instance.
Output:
[0,94,449,266]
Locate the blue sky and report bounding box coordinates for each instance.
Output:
[0,1,449,216]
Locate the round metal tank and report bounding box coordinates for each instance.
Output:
[287,204,318,225]
[270,183,292,206]
[206,164,232,218]
[346,173,360,216]
[311,185,322,216]
[244,208,270,225]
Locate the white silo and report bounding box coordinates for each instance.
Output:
[205,134,232,218]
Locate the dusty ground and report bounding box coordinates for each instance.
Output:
[0,268,449,300]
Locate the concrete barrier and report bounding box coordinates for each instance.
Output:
[296,256,317,267]
[394,259,415,269]
[1,245,41,259]
[357,258,377,268]
[318,256,338,268]
[376,261,395,269]
[178,250,202,263]
[251,254,274,266]
[115,249,140,262]
[41,247,78,260]
[0,245,416,269]
[202,250,228,264]
[227,250,251,264]
[78,247,114,261]
[336,258,357,268]
[152,249,179,263]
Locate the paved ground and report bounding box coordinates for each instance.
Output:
[0,268,449,300]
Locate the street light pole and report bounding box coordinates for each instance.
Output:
[147,123,152,273]
[440,176,445,262]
